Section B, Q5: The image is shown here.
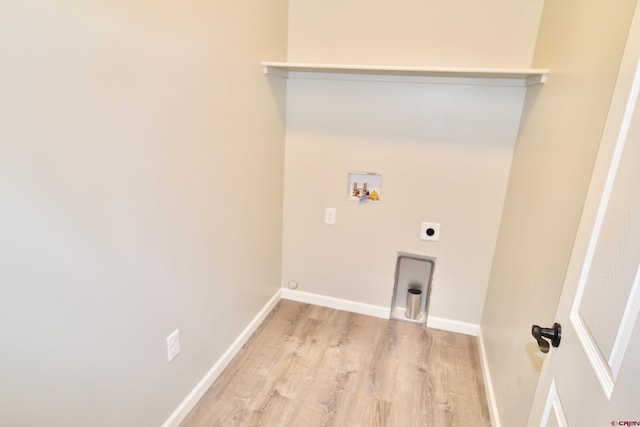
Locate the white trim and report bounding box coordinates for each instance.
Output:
[427,316,480,336]
[161,290,282,427]
[477,328,502,427]
[280,288,390,319]
[571,312,614,397]
[281,288,479,336]
[540,380,555,427]
[540,380,568,427]
[609,264,640,377]
[552,395,569,427]
[262,61,549,86]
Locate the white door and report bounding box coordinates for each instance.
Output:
[527,6,640,427]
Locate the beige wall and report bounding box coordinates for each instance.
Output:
[288,0,543,67]
[480,0,638,425]
[0,1,287,425]
[281,0,544,324]
[281,76,526,324]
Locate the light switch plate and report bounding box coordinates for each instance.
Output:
[324,207,336,225]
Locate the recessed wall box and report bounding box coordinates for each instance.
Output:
[390,253,435,324]
[348,172,382,202]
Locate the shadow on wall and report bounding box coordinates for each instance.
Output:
[284,77,526,147]
[513,82,544,140]
[525,341,546,373]
[264,73,287,127]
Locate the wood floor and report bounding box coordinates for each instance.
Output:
[180,300,491,427]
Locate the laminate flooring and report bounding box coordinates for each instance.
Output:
[180,300,491,427]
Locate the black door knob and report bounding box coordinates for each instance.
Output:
[531,323,561,353]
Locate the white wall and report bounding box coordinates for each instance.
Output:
[480,0,638,425]
[288,0,543,68]
[281,75,526,324]
[0,1,287,425]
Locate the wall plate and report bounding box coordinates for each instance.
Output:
[348,171,382,202]
[420,222,440,241]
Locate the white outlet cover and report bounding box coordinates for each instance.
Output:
[420,222,440,241]
[166,329,181,362]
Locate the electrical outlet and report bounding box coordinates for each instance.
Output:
[324,207,336,225]
[166,329,181,362]
[420,222,441,241]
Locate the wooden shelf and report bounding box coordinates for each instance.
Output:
[262,61,548,86]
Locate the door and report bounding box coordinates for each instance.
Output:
[527,6,640,427]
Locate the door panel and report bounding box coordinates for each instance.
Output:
[572,68,640,397]
[575,83,640,370]
[541,381,568,427]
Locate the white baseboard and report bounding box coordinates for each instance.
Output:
[161,290,282,427]
[280,288,391,319]
[427,316,479,336]
[281,289,479,336]
[477,328,501,427]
